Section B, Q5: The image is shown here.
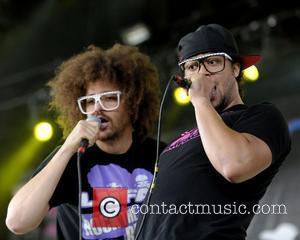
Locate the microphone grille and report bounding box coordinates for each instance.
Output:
[86,114,102,126]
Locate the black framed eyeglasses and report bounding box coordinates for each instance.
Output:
[178,52,233,75]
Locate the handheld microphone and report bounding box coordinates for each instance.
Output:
[78,114,102,154]
[172,74,191,89]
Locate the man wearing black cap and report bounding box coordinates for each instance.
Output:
[135,24,291,240]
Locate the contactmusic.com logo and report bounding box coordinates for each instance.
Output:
[92,188,128,227]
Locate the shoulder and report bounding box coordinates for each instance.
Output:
[238,101,289,128]
[237,102,288,125]
[246,102,282,115]
[237,102,291,161]
[141,137,167,149]
[141,137,165,145]
[135,137,167,156]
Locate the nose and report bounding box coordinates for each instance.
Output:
[94,100,104,112]
[198,63,210,75]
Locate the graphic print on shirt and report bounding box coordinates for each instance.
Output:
[81,163,153,240]
[163,128,200,153]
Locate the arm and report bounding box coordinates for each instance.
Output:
[6,120,99,234]
[187,67,272,183]
[193,99,272,183]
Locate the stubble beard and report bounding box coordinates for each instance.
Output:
[214,97,228,113]
[98,120,130,143]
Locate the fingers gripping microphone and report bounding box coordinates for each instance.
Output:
[173,74,191,89]
[78,114,102,154]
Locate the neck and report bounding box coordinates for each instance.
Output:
[95,130,133,154]
[224,95,244,110]
[223,81,244,111]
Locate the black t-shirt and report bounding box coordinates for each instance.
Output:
[34,137,166,240]
[136,103,291,240]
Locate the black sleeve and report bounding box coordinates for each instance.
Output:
[32,146,78,208]
[232,103,291,164]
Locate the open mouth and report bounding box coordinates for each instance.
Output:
[99,117,108,123]
[98,116,110,130]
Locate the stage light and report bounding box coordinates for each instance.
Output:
[0,138,40,208]
[34,121,53,141]
[174,87,190,105]
[121,23,151,46]
[243,65,259,82]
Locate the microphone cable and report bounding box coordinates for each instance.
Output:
[77,134,90,240]
[76,115,101,240]
[134,75,174,240]
[77,149,84,240]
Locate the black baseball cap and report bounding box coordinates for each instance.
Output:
[178,23,261,70]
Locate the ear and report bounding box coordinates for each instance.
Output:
[232,62,241,78]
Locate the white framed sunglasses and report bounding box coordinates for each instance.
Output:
[77,90,122,114]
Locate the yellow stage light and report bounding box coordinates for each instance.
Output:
[174,87,190,105]
[0,138,40,209]
[34,122,53,142]
[243,65,259,82]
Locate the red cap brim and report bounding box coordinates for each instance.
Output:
[239,55,262,70]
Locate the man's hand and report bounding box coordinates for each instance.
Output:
[63,120,100,153]
[187,74,215,106]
